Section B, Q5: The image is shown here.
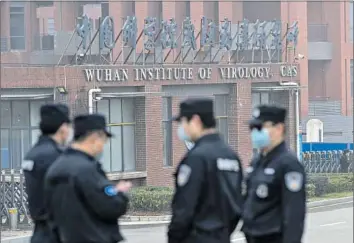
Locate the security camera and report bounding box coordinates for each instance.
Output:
[93,96,102,101]
[294,54,305,60]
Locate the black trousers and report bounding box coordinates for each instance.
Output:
[245,233,282,243]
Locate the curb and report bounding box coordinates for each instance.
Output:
[2,196,353,242]
[307,196,353,209]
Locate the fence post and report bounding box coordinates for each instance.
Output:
[8,208,18,230]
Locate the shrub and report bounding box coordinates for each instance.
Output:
[306,184,316,198]
[308,174,353,196]
[307,175,329,196]
[128,186,173,212]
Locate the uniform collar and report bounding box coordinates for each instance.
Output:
[65,148,96,162]
[194,133,221,147]
[261,141,287,159]
[37,135,64,152]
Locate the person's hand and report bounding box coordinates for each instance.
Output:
[116,181,132,193]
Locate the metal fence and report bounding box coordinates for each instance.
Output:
[0,170,31,228]
[303,150,354,173]
[1,150,353,228]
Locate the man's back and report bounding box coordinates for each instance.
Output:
[169,134,243,243]
[45,148,128,243]
[23,136,62,220]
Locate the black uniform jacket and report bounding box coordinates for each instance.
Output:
[242,142,306,243]
[45,148,129,243]
[23,135,63,221]
[168,133,243,243]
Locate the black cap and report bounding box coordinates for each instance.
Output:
[249,105,287,129]
[40,104,70,135]
[73,114,112,139]
[172,98,214,122]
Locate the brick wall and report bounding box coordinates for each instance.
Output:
[0,64,299,186]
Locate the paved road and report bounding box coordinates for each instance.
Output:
[123,206,354,243]
[2,206,353,243]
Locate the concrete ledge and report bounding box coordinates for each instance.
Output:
[307,196,353,208]
[2,196,353,243]
[121,215,171,222]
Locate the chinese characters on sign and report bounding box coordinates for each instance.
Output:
[74,14,299,63]
[83,66,273,82]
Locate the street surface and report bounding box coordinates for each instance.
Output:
[123,206,354,243]
[1,205,353,243]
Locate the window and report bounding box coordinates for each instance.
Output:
[1,129,10,169]
[9,5,25,50]
[162,97,173,166]
[252,92,270,108]
[96,98,136,172]
[214,95,229,143]
[351,60,353,97]
[185,1,191,18]
[0,100,47,169]
[47,18,55,36]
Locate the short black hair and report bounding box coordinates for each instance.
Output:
[185,113,216,129]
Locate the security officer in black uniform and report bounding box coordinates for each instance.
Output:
[168,98,244,243]
[45,114,132,243]
[22,104,72,243]
[242,105,306,243]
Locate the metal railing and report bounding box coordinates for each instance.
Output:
[0,170,31,227]
[0,150,353,228]
[302,150,354,174]
[308,24,329,42]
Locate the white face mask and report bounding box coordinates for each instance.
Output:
[65,128,74,145]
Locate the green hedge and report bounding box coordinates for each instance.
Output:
[128,174,353,212]
[307,173,353,197]
[128,186,173,212]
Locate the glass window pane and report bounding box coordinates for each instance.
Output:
[31,129,41,146]
[101,129,112,172]
[123,125,135,171]
[11,129,30,169]
[30,100,46,127]
[96,99,109,120]
[10,13,25,37]
[1,101,11,127]
[1,129,10,169]
[12,101,29,127]
[122,98,135,123]
[252,93,261,108]
[109,99,122,123]
[261,93,269,104]
[218,118,228,143]
[111,126,123,172]
[10,36,25,50]
[163,121,172,166]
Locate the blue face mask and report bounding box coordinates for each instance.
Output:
[177,124,191,142]
[251,128,271,149]
[96,152,103,161]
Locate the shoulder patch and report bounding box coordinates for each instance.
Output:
[284,171,303,192]
[104,185,117,197]
[21,160,34,171]
[217,158,239,172]
[264,168,275,175]
[177,164,192,187]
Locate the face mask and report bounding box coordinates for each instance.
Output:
[177,124,191,142]
[65,129,74,145]
[95,152,103,161]
[251,128,271,149]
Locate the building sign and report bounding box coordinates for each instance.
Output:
[74,14,299,65]
[280,65,298,78]
[83,66,272,82]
